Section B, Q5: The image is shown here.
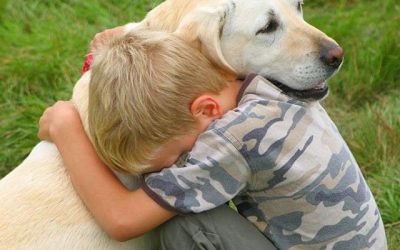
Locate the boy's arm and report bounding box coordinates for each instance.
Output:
[90,26,124,52]
[90,23,140,53]
[143,124,251,214]
[83,24,139,74]
[38,101,175,241]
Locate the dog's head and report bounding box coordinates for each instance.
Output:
[175,0,344,100]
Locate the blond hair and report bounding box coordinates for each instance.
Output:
[88,30,226,175]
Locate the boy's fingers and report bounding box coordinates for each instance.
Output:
[37,100,75,141]
[37,112,49,139]
[37,124,48,141]
[91,30,108,51]
[90,26,124,52]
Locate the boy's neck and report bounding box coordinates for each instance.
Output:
[219,70,237,82]
[216,79,242,114]
[236,74,258,104]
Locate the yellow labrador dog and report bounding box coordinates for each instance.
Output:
[0,0,343,249]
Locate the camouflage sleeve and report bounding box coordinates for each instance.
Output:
[143,128,251,213]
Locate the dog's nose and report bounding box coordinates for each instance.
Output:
[320,42,344,69]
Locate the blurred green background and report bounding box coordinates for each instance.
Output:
[0,0,399,247]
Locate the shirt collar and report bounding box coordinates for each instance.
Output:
[236,73,258,105]
[236,74,297,105]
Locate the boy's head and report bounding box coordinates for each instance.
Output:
[88,30,237,175]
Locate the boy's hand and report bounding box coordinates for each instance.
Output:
[82,26,124,74]
[90,26,124,53]
[38,101,83,143]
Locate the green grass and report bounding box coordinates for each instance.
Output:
[1,0,399,247]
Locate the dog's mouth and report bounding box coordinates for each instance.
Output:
[266,78,329,100]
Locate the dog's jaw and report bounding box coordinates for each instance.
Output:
[265,77,329,101]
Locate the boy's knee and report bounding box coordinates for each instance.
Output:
[160,214,187,236]
[160,213,203,238]
[159,214,220,250]
[160,207,278,250]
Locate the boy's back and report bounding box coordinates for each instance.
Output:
[144,75,387,249]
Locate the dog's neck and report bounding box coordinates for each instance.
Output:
[71,72,91,140]
[143,0,201,32]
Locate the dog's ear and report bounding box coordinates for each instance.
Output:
[174,4,236,73]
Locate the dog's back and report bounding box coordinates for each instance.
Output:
[0,1,199,245]
[0,74,160,249]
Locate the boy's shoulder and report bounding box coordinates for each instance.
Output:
[209,75,314,148]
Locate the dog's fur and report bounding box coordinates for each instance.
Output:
[0,0,342,248]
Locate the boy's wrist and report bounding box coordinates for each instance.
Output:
[124,23,139,33]
[50,113,85,145]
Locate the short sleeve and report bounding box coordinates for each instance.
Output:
[143,129,251,213]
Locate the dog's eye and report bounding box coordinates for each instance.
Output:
[256,19,279,35]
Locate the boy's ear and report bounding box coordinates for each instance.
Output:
[191,95,223,120]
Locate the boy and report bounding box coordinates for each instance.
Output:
[39,30,276,249]
[39,31,387,249]
[86,29,237,176]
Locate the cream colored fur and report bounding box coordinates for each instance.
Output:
[0,0,340,248]
[0,73,159,249]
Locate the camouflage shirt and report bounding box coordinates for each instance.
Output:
[143,75,387,250]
